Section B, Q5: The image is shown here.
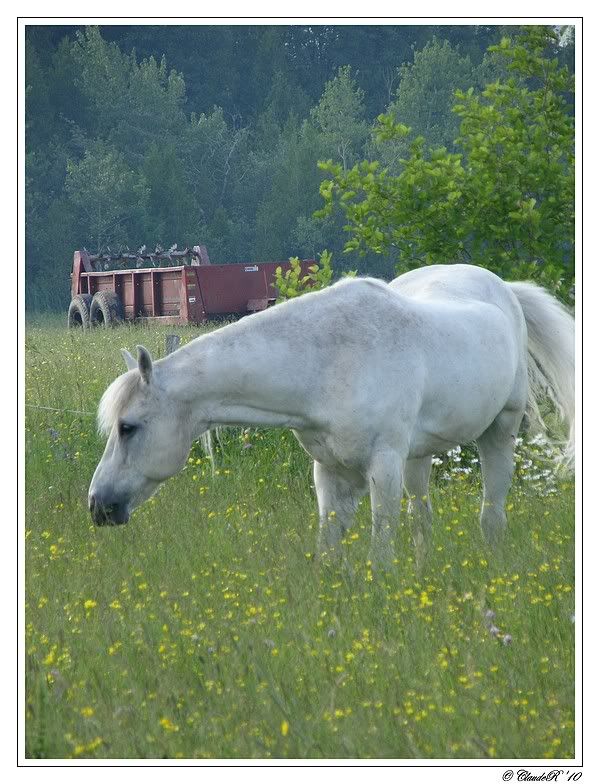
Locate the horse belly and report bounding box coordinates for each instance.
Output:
[293,429,367,484]
[412,325,520,455]
[410,396,508,457]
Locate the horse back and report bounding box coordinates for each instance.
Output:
[389,264,521,313]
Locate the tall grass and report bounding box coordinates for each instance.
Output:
[25,318,575,759]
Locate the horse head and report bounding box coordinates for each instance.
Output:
[88,346,194,525]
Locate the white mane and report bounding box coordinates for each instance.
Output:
[97,370,141,437]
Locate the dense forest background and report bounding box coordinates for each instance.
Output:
[25,24,574,311]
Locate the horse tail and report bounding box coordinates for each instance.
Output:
[508,281,575,467]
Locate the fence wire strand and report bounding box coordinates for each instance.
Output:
[25,404,95,417]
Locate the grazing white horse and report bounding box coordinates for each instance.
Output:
[89,264,574,567]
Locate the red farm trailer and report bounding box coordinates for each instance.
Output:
[68,245,315,328]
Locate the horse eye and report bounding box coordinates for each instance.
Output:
[118,422,137,438]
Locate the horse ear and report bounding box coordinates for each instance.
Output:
[121,349,137,371]
[136,345,153,384]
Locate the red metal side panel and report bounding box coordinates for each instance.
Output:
[137,272,153,316]
[71,250,94,297]
[94,275,118,293]
[179,268,190,323]
[156,269,184,317]
[114,274,124,308]
[86,273,112,297]
[71,253,83,298]
[121,274,134,319]
[182,267,207,323]
[150,271,156,316]
[196,260,315,316]
[195,264,266,314]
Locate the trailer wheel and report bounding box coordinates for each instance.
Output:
[90,291,124,327]
[67,294,93,329]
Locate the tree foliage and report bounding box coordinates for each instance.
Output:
[65,143,149,250]
[388,39,478,152]
[25,24,574,310]
[274,250,335,301]
[319,26,574,297]
[310,66,369,171]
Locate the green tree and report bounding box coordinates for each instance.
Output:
[254,117,328,259]
[388,39,476,151]
[318,26,574,297]
[254,67,371,261]
[65,142,150,251]
[25,148,78,310]
[71,27,187,161]
[142,143,196,243]
[310,65,369,171]
[372,38,506,171]
[274,250,334,300]
[290,214,333,260]
[182,107,249,220]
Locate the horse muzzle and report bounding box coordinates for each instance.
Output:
[89,493,130,526]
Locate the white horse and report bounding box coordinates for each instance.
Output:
[89,264,574,567]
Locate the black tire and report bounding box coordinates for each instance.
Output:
[90,291,124,327]
[67,294,93,329]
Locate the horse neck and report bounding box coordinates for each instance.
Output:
[160,317,316,432]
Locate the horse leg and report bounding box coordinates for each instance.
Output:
[314,461,364,559]
[404,456,433,559]
[476,408,523,546]
[368,449,405,569]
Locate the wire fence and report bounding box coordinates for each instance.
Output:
[25,335,183,421]
[25,404,95,417]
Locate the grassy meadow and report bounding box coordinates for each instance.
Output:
[25,318,575,759]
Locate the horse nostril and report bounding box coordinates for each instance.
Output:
[89,494,129,526]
